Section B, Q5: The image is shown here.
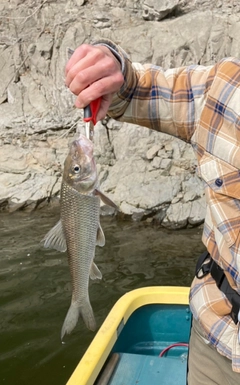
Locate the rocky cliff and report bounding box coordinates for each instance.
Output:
[0,0,239,228]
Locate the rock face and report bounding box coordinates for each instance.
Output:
[0,0,239,228]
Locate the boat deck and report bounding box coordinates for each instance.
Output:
[95,303,191,385]
[98,351,188,385]
[66,287,191,385]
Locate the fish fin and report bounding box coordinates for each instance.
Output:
[61,300,96,340]
[96,224,105,247]
[90,262,102,280]
[42,220,67,252]
[94,189,118,210]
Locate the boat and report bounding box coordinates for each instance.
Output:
[66,286,191,385]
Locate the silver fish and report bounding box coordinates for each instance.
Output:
[43,134,117,339]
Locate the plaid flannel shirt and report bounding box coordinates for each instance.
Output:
[95,39,240,371]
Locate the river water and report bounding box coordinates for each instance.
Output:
[0,208,205,385]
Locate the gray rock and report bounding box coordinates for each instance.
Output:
[151,156,162,169]
[146,145,161,160]
[142,0,179,21]
[162,201,191,229]
[0,0,237,227]
[160,158,172,170]
[188,197,206,226]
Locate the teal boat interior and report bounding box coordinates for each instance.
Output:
[95,303,192,385]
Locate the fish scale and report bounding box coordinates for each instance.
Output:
[60,181,100,336]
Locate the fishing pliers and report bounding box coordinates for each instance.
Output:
[83,98,101,141]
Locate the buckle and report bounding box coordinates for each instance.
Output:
[196,257,213,279]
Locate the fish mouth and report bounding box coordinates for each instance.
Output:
[79,175,92,182]
[73,173,98,192]
[70,173,92,182]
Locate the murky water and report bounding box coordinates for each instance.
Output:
[0,209,205,385]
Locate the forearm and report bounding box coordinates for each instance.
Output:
[94,39,213,143]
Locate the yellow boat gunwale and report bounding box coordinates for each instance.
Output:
[66,286,190,385]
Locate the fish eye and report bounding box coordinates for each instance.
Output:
[73,164,81,174]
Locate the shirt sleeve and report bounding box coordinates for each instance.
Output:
[93,39,215,143]
[92,40,240,371]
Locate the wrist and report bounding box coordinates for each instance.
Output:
[92,42,125,73]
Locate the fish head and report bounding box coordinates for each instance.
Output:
[63,135,98,193]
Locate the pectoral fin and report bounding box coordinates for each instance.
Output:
[90,262,102,280]
[94,189,118,210]
[42,220,67,252]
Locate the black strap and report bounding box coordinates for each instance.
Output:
[196,251,240,324]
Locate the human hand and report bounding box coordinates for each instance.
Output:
[65,44,124,121]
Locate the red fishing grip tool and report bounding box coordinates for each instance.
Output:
[84,97,101,140]
[67,48,101,140]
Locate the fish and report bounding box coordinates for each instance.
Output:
[43,134,118,339]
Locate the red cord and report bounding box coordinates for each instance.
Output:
[159,343,189,357]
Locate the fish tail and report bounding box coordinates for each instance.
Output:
[61,300,96,340]
[80,300,96,331]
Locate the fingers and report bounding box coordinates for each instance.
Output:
[65,44,91,80]
[74,71,123,108]
[65,45,103,88]
[65,44,124,118]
